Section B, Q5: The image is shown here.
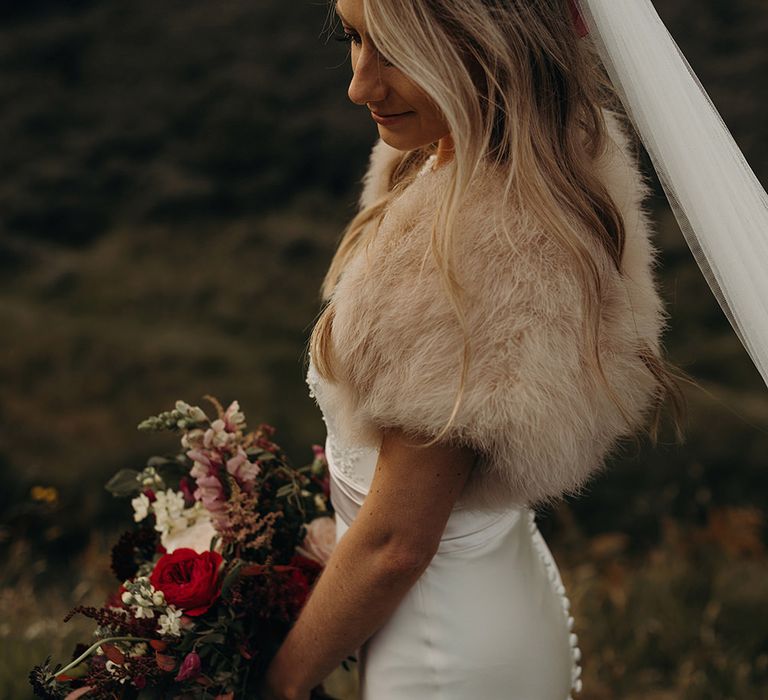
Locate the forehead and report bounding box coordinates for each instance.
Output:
[335,0,364,26]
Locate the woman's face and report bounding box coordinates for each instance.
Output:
[335,0,450,151]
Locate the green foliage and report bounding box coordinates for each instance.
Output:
[105,469,144,498]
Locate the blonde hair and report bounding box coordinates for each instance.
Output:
[311,0,687,447]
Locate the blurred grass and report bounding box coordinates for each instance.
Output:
[1,0,768,697]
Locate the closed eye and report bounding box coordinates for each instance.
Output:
[333,15,394,68]
[335,29,362,47]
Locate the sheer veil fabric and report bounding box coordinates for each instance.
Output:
[577,0,768,389]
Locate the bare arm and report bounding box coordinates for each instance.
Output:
[261,427,477,699]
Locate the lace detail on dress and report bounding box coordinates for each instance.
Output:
[305,356,377,484]
[527,510,583,699]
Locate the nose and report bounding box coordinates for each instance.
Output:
[347,44,388,106]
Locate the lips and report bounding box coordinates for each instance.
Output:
[370,110,414,126]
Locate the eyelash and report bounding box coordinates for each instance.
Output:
[335,30,362,47]
[335,29,394,67]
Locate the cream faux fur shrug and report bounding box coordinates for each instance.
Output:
[318,110,666,511]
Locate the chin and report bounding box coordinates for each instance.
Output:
[378,128,432,152]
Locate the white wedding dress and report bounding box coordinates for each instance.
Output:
[306,357,583,700]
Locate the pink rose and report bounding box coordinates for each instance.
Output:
[295,516,337,566]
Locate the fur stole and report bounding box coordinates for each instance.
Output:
[318,110,666,511]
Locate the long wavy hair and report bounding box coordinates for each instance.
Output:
[310,0,687,447]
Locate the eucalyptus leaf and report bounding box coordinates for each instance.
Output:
[220,560,244,597]
[199,632,226,645]
[147,455,184,469]
[104,469,141,497]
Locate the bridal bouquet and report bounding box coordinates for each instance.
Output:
[30,396,341,700]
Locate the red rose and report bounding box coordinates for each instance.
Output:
[149,548,223,616]
[279,553,324,616]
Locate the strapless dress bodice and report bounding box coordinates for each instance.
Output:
[305,353,583,699]
[305,354,521,537]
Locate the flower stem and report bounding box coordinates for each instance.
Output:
[56,636,153,677]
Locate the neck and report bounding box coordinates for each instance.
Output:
[435,134,455,168]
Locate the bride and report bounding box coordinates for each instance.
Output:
[260,0,768,698]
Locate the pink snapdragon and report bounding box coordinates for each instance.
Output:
[182,401,261,526]
[181,428,206,451]
[203,419,236,450]
[186,432,260,525]
[222,400,246,432]
[225,447,260,491]
[190,470,227,525]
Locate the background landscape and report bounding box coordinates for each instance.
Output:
[1,0,767,697]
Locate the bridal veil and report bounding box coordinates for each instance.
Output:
[576,0,768,389]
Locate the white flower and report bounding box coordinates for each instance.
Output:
[122,577,165,619]
[106,660,130,684]
[175,400,208,423]
[153,499,220,553]
[130,642,148,657]
[138,466,164,489]
[223,400,246,430]
[152,489,187,536]
[204,419,235,449]
[131,493,150,523]
[181,427,206,450]
[157,607,183,637]
[162,511,219,554]
[154,489,186,520]
[296,516,337,566]
[314,494,328,512]
[134,605,154,620]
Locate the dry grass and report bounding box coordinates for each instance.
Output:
[4,502,767,699]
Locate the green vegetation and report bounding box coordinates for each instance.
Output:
[1,0,767,697]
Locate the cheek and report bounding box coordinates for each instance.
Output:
[399,82,444,129]
[411,93,447,133]
[350,45,360,71]
[421,100,445,128]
